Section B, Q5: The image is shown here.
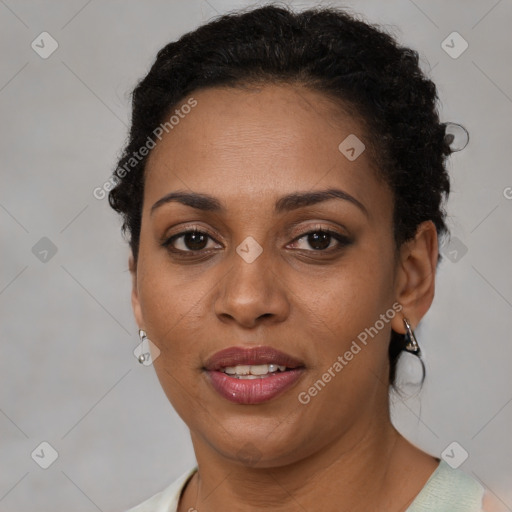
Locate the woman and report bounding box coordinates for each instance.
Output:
[109,4,500,511]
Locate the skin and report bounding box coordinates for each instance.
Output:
[129,83,440,511]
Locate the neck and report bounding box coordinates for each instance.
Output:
[180,409,420,511]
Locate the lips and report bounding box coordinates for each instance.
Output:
[203,346,306,405]
[203,346,305,371]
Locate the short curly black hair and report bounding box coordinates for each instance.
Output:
[109,3,458,387]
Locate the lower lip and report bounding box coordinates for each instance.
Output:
[206,369,304,404]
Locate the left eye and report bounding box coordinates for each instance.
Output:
[289,229,350,251]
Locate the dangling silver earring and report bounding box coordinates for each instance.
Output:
[403,317,421,355]
[138,329,149,364]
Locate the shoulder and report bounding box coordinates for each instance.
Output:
[124,490,163,512]
[407,460,485,512]
[482,491,510,512]
[124,467,197,512]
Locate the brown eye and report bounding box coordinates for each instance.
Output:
[162,230,220,253]
[290,229,352,252]
[181,231,208,250]
[306,231,332,250]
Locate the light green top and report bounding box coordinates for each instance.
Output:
[406,460,484,511]
[125,460,485,512]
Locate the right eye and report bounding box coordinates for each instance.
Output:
[161,229,222,254]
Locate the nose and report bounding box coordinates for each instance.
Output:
[213,249,290,329]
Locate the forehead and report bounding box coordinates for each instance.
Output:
[143,83,390,218]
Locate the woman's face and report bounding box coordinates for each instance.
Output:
[132,83,408,467]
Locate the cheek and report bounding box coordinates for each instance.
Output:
[289,271,395,426]
[301,244,396,343]
[292,245,397,406]
[137,267,208,416]
[135,241,204,359]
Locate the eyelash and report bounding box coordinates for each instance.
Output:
[161,225,352,257]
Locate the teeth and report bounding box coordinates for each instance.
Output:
[222,364,288,377]
[250,364,271,375]
[224,365,251,375]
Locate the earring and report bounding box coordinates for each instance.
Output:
[403,317,421,355]
[138,329,149,364]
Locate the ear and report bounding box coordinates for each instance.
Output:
[390,220,438,335]
[129,253,145,330]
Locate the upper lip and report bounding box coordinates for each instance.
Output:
[204,346,305,371]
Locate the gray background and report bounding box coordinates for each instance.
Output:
[1,0,511,510]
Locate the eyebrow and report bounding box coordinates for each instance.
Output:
[150,188,368,217]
